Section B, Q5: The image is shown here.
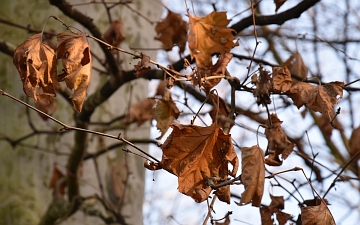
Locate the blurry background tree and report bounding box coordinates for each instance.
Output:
[0,0,360,225]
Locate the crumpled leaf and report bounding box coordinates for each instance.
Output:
[48,163,67,196]
[301,200,335,225]
[188,11,238,69]
[134,53,151,77]
[260,207,273,225]
[57,32,92,112]
[272,66,292,93]
[13,33,58,101]
[103,18,125,47]
[125,98,156,125]
[152,90,180,140]
[155,122,238,203]
[288,81,344,115]
[274,0,287,12]
[35,95,57,120]
[252,66,272,106]
[238,145,264,207]
[261,195,292,225]
[349,126,360,159]
[209,93,233,129]
[282,51,308,82]
[155,10,188,53]
[265,114,295,166]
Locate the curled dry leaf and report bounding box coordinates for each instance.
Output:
[288,81,344,115]
[134,53,151,77]
[265,114,295,166]
[103,18,126,48]
[13,33,58,101]
[35,95,57,120]
[156,122,238,203]
[272,66,292,93]
[252,66,272,106]
[238,145,265,207]
[282,51,308,82]
[125,98,156,125]
[188,11,238,69]
[301,200,335,225]
[155,10,188,53]
[57,32,92,112]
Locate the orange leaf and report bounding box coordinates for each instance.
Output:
[288,81,344,115]
[188,11,238,69]
[155,10,188,53]
[103,18,125,48]
[301,200,335,225]
[238,145,265,207]
[134,53,151,77]
[57,32,92,112]
[13,33,58,100]
[159,122,238,203]
[272,66,292,93]
[265,114,295,166]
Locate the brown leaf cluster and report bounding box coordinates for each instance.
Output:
[104,18,125,48]
[288,81,344,115]
[260,194,292,225]
[155,10,188,53]
[265,114,295,166]
[238,145,264,207]
[301,199,335,225]
[13,33,59,101]
[188,11,238,69]
[152,123,238,203]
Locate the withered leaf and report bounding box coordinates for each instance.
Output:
[272,66,292,93]
[269,194,284,211]
[282,51,308,82]
[276,211,293,225]
[238,145,264,207]
[288,81,344,115]
[48,163,67,196]
[125,98,156,125]
[253,66,272,106]
[152,96,180,140]
[274,0,287,12]
[155,10,188,53]
[260,207,273,225]
[265,114,295,166]
[159,122,238,203]
[57,32,92,112]
[301,200,335,225]
[13,33,58,100]
[35,95,57,120]
[134,53,151,77]
[188,11,238,69]
[103,18,126,47]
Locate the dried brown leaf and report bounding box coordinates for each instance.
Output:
[260,207,273,225]
[155,10,188,53]
[274,0,287,12]
[272,66,292,93]
[253,67,272,106]
[13,33,58,100]
[35,95,57,120]
[188,11,238,69]
[57,32,92,112]
[125,98,156,125]
[277,211,293,225]
[159,122,238,203]
[134,53,151,77]
[103,18,125,47]
[238,145,264,207]
[301,200,335,225]
[282,51,308,82]
[265,114,295,166]
[269,194,284,211]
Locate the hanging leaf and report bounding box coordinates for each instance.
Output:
[260,206,273,225]
[35,95,57,120]
[272,66,292,93]
[301,200,336,225]
[103,18,126,48]
[152,122,238,203]
[155,10,188,53]
[134,53,151,77]
[282,51,308,82]
[57,32,92,112]
[13,33,58,101]
[252,66,272,106]
[288,81,344,115]
[188,11,238,69]
[238,145,265,207]
[265,114,295,166]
